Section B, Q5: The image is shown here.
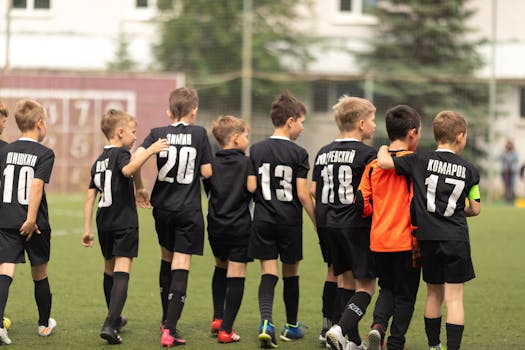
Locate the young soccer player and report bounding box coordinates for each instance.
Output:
[377,111,481,350]
[205,115,256,344]
[0,101,8,148]
[356,105,422,350]
[248,91,315,348]
[316,96,377,350]
[0,99,56,344]
[134,87,213,347]
[82,109,168,344]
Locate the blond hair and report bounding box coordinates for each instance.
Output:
[101,109,135,140]
[332,95,375,132]
[433,111,467,144]
[0,101,8,119]
[212,115,248,147]
[14,99,46,132]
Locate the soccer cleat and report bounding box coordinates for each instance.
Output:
[326,325,347,350]
[160,328,186,347]
[117,316,128,331]
[280,322,306,341]
[258,320,278,348]
[0,327,12,345]
[37,318,56,337]
[429,345,446,350]
[217,329,240,343]
[211,318,222,335]
[348,341,367,350]
[367,325,384,350]
[100,325,122,345]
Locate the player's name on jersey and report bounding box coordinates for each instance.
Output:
[6,152,38,167]
[427,159,466,179]
[315,150,356,165]
[167,133,192,146]
[96,158,110,172]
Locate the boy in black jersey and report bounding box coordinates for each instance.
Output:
[248,92,315,348]
[0,99,56,344]
[135,87,213,347]
[0,101,8,148]
[204,115,256,344]
[317,96,377,350]
[82,109,168,344]
[378,111,481,350]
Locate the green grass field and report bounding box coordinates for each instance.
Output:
[3,194,521,349]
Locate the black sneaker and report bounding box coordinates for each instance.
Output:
[100,325,122,345]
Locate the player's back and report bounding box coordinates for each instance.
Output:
[312,139,376,228]
[249,137,309,225]
[0,139,55,230]
[206,149,252,243]
[142,122,213,211]
[89,146,138,232]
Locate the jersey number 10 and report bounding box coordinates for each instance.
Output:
[2,165,34,205]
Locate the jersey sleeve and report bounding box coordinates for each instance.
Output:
[311,151,322,184]
[34,149,55,183]
[116,148,132,174]
[393,152,417,176]
[467,165,481,201]
[357,162,374,217]
[296,148,310,179]
[247,155,256,176]
[140,130,155,149]
[200,129,213,165]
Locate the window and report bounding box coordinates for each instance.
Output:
[136,0,148,8]
[12,0,27,8]
[34,0,50,9]
[11,0,50,11]
[362,0,378,15]
[338,0,378,16]
[340,0,352,12]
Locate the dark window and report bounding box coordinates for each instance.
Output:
[12,0,27,9]
[313,81,330,112]
[340,0,352,12]
[336,82,363,99]
[520,87,525,118]
[34,0,50,9]
[136,0,148,8]
[362,0,378,15]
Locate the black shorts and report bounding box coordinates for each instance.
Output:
[210,242,252,263]
[248,221,302,264]
[98,227,139,260]
[153,207,205,255]
[0,228,51,266]
[316,227,333,265]
[327,226,376,279]
[374,251,420,297]
[420,240,475,284]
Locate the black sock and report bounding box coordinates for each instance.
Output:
[258,274,278,323]
[333,288,345,322]
[341,289,360,344]
[322,281,337,320]
[159,260,171,323]
[106,272,129,328]
[211,266,227,320]
[34,277,52,327]
[0,275,12,327]
[165,269,189,332]
[220,277,245,333]
[424,316,442,347]
[340,291,371,341]
[446,323,464,350]
[103,273,113,309]
[283,276,299,325]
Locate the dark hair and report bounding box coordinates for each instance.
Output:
[385,105,422,141]
[101,109,134,140]
[270,91,306,127]
[433,110,467,144]
[169,87,199,120]
[212,115,248,147]
[14,99,46,132]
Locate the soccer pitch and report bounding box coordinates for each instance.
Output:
[3,194,521,349]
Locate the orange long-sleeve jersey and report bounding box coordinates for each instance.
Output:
[357,150,415,252]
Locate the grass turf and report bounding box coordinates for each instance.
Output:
[2,194,520,349]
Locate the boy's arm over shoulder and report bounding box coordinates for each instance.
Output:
[377,145,394,169]
[123,139,169,177]
[82,188,98,247]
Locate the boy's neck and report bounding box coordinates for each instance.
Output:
[389,139,409,151]
[273,127,291,139]
[174,115,194,125]
[437,143,459,154]
[21,130,39,142]
[338,130,364,141]
[108,138,124,148]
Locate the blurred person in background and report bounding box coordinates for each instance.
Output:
[500,140,518,204]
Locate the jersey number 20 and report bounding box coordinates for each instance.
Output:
[158,146,196,184]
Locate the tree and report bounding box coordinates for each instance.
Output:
[154,0,316,113]
[108,32,137,72]
[357,0,488,154]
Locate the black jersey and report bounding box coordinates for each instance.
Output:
[204,149,253,244]
[312,139,377,228]
[394,150,480,241]
[0,140,7,149]
[249,137,310,225]
[0,138,55,230]
[141,122,213,211]
[88,146,138,232]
